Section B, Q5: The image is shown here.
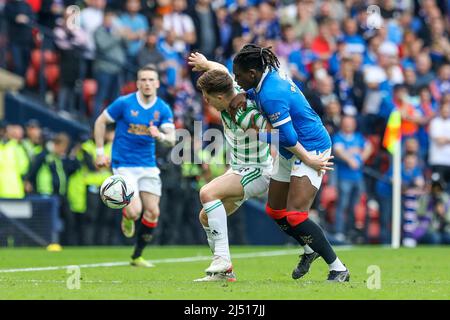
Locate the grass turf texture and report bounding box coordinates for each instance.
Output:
[0,246,449,300]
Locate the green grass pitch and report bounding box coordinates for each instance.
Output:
[0,246,449,300]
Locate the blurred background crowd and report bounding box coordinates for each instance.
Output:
[0,0,449,247]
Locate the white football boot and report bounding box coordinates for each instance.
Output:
[205,255,233,274]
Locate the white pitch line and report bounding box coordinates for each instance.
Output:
[0,246,352,274]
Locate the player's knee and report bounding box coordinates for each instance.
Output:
[199,211,209,227]
[143,207,159,222]
[124,208,140,221]
[286,211,308,227]
[199,185,217,204]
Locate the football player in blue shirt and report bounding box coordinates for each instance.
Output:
[231,44,349,282]
[94,65,175,267]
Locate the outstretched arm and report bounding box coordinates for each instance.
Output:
[188,52,229,73]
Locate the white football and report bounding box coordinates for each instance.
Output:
[100,175,134,209]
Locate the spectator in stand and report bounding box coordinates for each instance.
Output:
[341,18,365,56]
[80,0,106,77]
[427,8,450,67]
[276,24,301,62]
[54,9,89,116]
[188,0,221,60]
[0,123,29,199]
[414,53,435,88]
[416,174,450,244]
[93,9,127,119]
[430,63,450,103]
[256,1,280,41]
[363,34,382,66]
[404,137,426,170]
[311,17,335,66]
[315,75,338,118]
[22,119,44,162]
[288,34,318,88]
[393,84,421,140]
[401,152,425,247]
[334,56,366,116]
[120,0,149,81]
[25,133,80,245]
[333,115,373,242]
[38,0,65,49]
[158,30,183,92]
[377,41,404,86]
[403,66,420,96]
[137,30,165,68]
[215,6,232,59]
[280,0,318,40]
[429,99,450,188]
[322,99,342,137]
[162,0,196,56]
[416,86,438,160]
[4,0,35,78]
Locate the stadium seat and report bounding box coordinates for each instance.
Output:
[26,67,38,88]
[44,64,60,91]
[121,81,137,95]
[83,79,98,115]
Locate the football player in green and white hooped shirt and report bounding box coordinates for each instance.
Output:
[189,52,273,282]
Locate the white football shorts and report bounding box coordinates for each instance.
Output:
[271,149,332,190]
[112,167,162,197]
[228,165,272,207]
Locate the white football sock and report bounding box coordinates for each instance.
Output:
[328,257,346,271]
[303,245,314,254]
[203,200,230,261]
[202,225,215,254]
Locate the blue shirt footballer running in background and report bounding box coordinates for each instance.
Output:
[94,65,175,267]
[231,44,350,282]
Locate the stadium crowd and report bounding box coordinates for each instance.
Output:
[0,0,450,247]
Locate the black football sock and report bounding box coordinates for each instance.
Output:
[273,217,307,246]
[291,219,336,264]
[132,219,156,259]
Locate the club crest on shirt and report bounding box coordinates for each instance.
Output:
[131,110,139,117]
[268,112,281,122]
[153,111,160,121]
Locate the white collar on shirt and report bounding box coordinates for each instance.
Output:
[256,68,270,93]
[136,92,157,110]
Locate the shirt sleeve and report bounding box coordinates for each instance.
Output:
[105,97,124,122]
[235,103,267,131]
[160,104,175,130]
[276,120,298,147]
[261,99,292,128]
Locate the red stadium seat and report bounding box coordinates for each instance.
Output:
[121,81,137,95]
[45,64,60,91]
[30,49,41,71]
[26,66,38,88]
[83,79,98,115]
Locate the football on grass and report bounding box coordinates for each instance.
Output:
[100,175,134,209]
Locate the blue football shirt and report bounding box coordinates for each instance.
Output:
[249,69,331,159]
[105,92,174,168]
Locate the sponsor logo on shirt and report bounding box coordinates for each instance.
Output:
[127,123,153,136]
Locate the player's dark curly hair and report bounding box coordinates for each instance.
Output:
[233,44,280,72]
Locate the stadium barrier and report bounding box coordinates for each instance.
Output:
[4,92,89,141]
[0,195,60,247]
